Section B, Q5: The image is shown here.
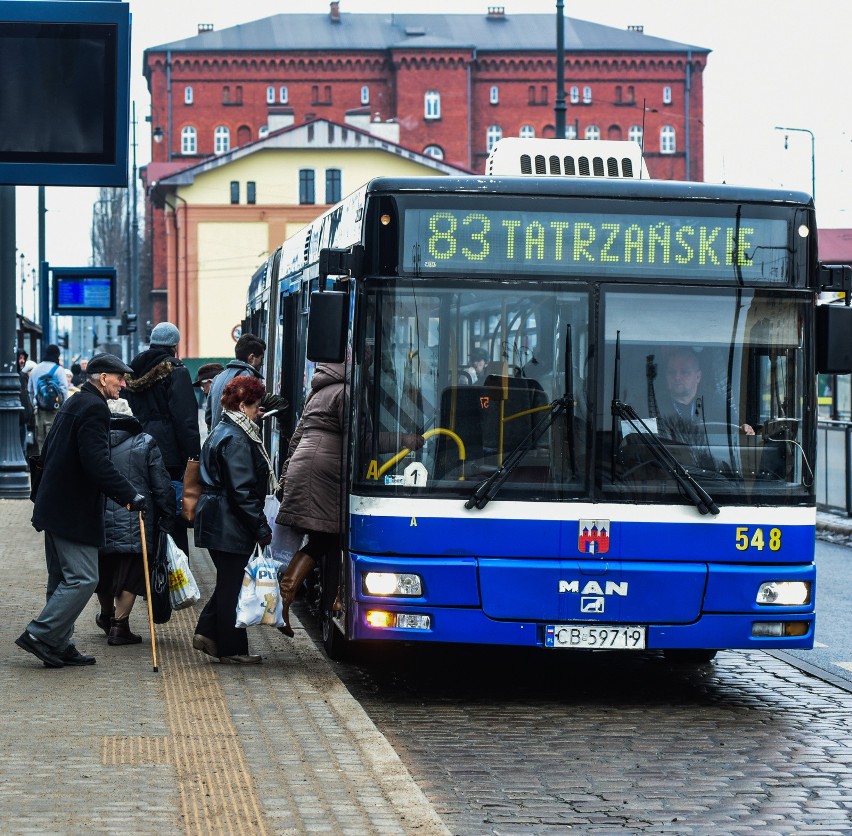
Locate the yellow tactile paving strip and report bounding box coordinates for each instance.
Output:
[102,606,271,836]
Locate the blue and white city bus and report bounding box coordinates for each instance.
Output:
[246,138,852,661]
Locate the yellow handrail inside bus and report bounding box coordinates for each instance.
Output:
[376,427,466,478]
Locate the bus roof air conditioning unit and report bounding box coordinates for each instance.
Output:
[486,138,650,180]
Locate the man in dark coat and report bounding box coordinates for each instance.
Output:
[17,353,145,669]
[124,322,201,480]
[124,322,201,554]
[206,333,288,430]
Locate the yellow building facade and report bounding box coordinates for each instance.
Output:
[150,120,468,359]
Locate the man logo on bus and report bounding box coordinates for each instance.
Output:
[578,519,610,554]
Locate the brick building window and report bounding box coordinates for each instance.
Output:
[259,126,269,139]
[608,124,623,141]
[247,181,257,205]
[627,85,635,104]
[519,124,535,139]
[223,86,230,104]
[361,86,370,105]
[615,85,622,104]
[663,86,672,105]
[181,126,197,154]
[326,169,341,204]
[528,86,536,105]
[266,86,276,104]
[486,124,502,151]
[540,86,548,104]
[585,125,600,140]
[565,123,577,139]
[184,86,193,105]
[583,86,592,104]
[490,85,499,105]
[628,125,643,145]
[230,181,240,204]
[423,145,444,160]
[311,85,319,103]
[425,90,441,120]
[280,86,288,104]
[660,125,676,154]
[570,86,579,104]
[214,125,230,154]
[299,169,315,204]
[237,125,252,146]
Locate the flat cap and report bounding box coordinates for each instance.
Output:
[87,353,133,375]
[192,362,225,387]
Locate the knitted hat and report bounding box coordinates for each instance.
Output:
[150,322,181,346]
[44,344,61,362]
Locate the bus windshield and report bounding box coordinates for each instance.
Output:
[354,281,814,507]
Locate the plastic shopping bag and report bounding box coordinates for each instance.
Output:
[235,544,284,628]
[264,494,304,570]
[165,534,201,609]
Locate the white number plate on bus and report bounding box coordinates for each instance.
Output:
[545,624,646,649]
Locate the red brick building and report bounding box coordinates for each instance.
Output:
[141,5,709,350]
[143,5,708,180]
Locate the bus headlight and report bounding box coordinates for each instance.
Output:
[365,610,431,630]
[756,581,811,606]
[363,572,423,596]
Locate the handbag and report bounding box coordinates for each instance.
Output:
[165,534,201,609]
[180,459,202,523]
[150,530,173,624]
[235,544,285,629]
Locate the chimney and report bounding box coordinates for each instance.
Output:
[330,2,341,23]
[197,23,214,34]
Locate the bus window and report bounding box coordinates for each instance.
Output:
[602,287,812,504]
[355,283,589,498]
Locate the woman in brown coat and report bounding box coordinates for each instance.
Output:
[276,363,346,636]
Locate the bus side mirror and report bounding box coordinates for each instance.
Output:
[306,291,349,363]
[816,304,852,373]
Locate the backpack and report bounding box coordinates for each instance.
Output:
[35,365,63,411]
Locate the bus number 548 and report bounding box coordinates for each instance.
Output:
[734,527,782,551]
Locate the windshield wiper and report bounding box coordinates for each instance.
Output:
[465,325,575,511]
[612,399,720,516]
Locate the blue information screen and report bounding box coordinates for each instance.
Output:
[53,270,115,315]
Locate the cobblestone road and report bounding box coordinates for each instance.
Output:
[324,627,852,835]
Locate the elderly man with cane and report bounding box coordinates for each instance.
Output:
[16,353,145,669]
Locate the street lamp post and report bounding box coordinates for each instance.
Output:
[774,125,815,201]
[554,1,566,139]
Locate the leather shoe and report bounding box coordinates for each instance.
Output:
[192,634,218,658]
[95,610,113,636]
[15,631,64,668]
[50,645,96,667]
[219,654,262,665]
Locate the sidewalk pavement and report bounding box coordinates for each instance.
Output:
[0,499,450,836]
[817,509,852,543]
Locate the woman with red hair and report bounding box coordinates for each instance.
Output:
[192,375,275,664]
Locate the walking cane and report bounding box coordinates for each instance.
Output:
[138,512,160,673]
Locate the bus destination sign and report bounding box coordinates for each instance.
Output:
[403,208,790,283]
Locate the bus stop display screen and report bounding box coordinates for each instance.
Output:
[53,271,116,316]
[402,205,791,283]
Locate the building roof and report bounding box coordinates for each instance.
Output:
[149,117,471,190]
[145,12,708,58]
[819,229,852,263]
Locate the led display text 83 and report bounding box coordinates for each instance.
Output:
[402,207,790,283]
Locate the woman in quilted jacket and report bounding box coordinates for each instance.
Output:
[94,398,175,645]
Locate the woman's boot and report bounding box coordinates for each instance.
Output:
[277,551,316,638]
[108,616,143,646]
[96,606,115,637]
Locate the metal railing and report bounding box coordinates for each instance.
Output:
[817,420,852,515]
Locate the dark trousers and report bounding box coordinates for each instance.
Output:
[195,549,248,657]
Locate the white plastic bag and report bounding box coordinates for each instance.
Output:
[235,544,284,628]
[165,533,201,609]
[264,494,304,570]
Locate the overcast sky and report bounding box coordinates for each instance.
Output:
[14,0,852,310]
